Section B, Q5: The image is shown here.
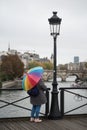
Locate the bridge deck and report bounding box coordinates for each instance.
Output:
[0,116,87,130]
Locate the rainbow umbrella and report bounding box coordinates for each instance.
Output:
[22,66,44,91]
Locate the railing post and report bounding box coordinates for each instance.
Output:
[45,88,50,117]
[60,88,64,118]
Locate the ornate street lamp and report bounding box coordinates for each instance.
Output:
[48,11,62,119]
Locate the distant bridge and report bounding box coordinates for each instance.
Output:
[43,69,87,81]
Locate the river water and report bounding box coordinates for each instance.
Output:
[0,76,87,118]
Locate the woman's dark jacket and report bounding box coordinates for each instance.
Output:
[30,79,47,105]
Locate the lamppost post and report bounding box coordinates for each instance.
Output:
[53,36,57,86]
[48,11,62,119]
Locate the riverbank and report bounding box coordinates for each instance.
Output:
[2,79,22,89]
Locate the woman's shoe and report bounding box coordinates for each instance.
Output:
[34,118,42,123]
[30,117,34,122]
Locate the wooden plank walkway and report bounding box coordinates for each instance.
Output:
[0,116,87,130]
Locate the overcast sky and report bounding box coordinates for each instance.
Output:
[0,0,87,64]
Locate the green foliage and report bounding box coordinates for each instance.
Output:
[0,81,2,88]
[28,61,53,70]
[1,54,24,81]
[28,61,40,69]
[59,64,67,70]
[85,62,87,68]
[42,62,53,70]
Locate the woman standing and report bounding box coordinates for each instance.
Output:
[30,79,47,123]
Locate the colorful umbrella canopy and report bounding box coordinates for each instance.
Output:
[22,66,44,91]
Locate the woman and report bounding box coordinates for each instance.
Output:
[30,79,47,123]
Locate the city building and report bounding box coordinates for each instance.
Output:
[0,46,50,69]
[40,57,50,63]
[21,52,40,68]
[74,56,79,63]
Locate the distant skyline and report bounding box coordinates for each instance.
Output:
[0,0,87,64]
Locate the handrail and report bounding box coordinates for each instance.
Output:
[0,88,23,90]
[60,87,87,89]
[0,88,50,118]
[59,87,87,118]
[64,89,87,99]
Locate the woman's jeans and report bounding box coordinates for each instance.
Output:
[31,105,41,118]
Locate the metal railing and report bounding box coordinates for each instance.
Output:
[1,86,87,119]
[59,87,87,118]
[0,88,50,118]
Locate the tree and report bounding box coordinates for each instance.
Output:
[85,62,87,69]
[28,61,53,70]
[1,54,24,81]
[28,61,41,69]
[58,64,67,70]
[42,62,53,70]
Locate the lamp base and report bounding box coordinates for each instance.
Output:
[48,91,61,120]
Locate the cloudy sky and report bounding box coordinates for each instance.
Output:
[0,0,87,64]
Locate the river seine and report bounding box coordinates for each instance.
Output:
[0,76,87,118]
